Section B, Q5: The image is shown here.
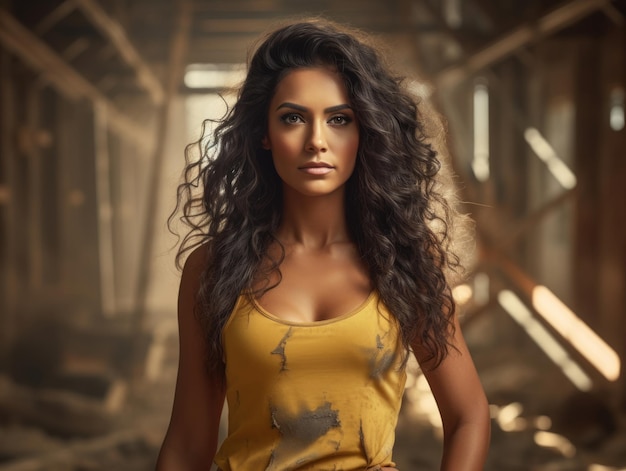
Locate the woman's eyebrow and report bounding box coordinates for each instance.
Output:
[275,102,352,113]
[325,104,352,113]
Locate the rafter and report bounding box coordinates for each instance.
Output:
[73,0,164,104]
[436,0,612,89]
[35,0,77,35]
[601,1,624,25]
[0,8,151,150]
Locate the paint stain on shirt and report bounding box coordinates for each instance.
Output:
[266,401,342,470]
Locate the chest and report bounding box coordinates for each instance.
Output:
[223,294,405,386]
[255,245,372,323]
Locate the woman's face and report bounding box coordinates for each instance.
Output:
[263,67,359,199]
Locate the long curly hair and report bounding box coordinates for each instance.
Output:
[170,19,463,379]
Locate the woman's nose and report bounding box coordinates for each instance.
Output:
[306,121,328,153]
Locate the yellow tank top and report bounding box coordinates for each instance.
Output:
[214,291,408,471]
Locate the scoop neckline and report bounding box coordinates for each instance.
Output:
[250,290,377,327]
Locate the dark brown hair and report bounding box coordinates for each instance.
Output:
[170,19,462,379]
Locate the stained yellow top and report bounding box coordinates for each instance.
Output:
[214,291,408,471]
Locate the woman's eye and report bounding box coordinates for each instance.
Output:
[280,113,303,124]
[329,115,351,125]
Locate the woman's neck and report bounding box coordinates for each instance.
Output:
[277,188,350,249]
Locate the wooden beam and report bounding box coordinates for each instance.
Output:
[573,38,602,336]
[61,37,91,62]
[494,188,577,253]
[194,17,287,34]
[73,0,164,105]
[25,85,44,292]
[494,250,621,383]
[93,103,117,317]
[620,6,626,412]
[0,8,152,151]
[436,0,612,89]
[132,0,192,356]
[417,0,474,50]
[601,2,624,26]
[35,0,76,35]
[0,50,18,355]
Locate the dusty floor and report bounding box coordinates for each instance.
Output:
[1,307,625,471]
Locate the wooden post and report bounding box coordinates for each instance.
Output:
[93,103,117,317]
[573,39,602,332]
[0,50,18,355]
[597,20,626,410]
[25,84,44,293]
[55,97,102,322]
[621,10,626,412]
[131,0,192,376]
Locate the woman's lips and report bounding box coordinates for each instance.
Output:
[300,166,333,175]
[299,163,334,175]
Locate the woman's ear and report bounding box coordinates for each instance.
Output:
[261,136,271,150]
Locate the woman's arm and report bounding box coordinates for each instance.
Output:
[156,246,226,471]
[413,314,491,471]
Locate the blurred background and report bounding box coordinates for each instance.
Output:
[0,0,625,470]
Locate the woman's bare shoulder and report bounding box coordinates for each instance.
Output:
[178,244,211,314]
[182,243,210,274]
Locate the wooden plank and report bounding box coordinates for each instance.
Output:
[495,250,620,384]
[191,0,390,13]
[73,0,164,104]
[436,0,612,89]
[601,2,624,25]
[35,0,76,35]
[0,51,18,355]
[55,98,103,321]
[495,188,577,253]
[61,37,91,61]
[194,18,294,34]
[572,39,601,333]
[597,21,626,409]
[0,8,152,151]
[25,85,44,292]
[93,103,117,317]
[616,9,626,411]
[131,0,193,370]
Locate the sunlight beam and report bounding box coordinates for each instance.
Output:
[532,286,621,381]
[524,127,577,189]
[498,290,592,391]
[472,82,490,182]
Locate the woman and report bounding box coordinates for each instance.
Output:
[157,20,490,471]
